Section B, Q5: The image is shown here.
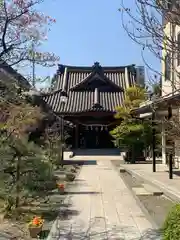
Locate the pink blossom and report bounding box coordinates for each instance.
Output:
[0,0,58,66]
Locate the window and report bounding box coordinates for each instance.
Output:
[165,53,171,80]
[167,0,172,9]
[175,0,180,9]
[177,32,180,66]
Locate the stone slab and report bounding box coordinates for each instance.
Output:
[132,187,152,196]
[143,183,163,196]
[122,163,180,202]
[119,168,126,173]
[47,160,158,240]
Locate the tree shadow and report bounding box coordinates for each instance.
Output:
[57,209,80,221]
[63,160,97,165]
[74,179,86,182]
[63,191,101,195]
[47,216,161,239]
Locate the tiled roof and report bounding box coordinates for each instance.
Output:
[43,62,139,114]
[0,62,31,90]
[0,63,31,124]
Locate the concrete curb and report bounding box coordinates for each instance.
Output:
[111,163,159,230]
[123,167,180,203]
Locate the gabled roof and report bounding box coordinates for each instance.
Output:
[70,62,123,91]
[42,62,140,114]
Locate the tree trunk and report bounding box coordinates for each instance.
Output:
[15,156,21,208]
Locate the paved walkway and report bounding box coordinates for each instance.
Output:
[122,163,180,202]
[47,160,159,240]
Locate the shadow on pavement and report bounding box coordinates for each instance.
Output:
[48,216,161,240]
[64,191,101,195]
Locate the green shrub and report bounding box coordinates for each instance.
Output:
[162,203,180,240]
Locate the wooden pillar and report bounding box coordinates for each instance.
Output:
[75,123,79,149]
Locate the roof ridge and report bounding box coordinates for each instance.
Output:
[58,64,136,71]
[41,89,62,97]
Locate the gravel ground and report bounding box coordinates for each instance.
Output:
[111,161,174,228]
[0,165,82,240]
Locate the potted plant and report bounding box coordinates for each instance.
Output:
[28,216,44,238]
[57,183,65,194]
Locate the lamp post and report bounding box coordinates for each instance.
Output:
[152,109,156,172]
[167,105,173,179]
[149,94,157,173]
[60,95,68,166]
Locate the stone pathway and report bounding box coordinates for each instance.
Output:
[47,160,160,240]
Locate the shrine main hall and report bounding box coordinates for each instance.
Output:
[42,62,145,149]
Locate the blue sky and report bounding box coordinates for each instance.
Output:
[34,0,160,82]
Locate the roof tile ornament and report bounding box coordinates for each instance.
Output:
[92,62,103,74]
[57,64,65,74]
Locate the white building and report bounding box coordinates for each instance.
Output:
[158,1,180,167]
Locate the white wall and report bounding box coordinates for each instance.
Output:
[162,22,173,96]
[162,23,180,96]
[161,22,180,167]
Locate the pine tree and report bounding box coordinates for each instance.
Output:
[110,85,153,163]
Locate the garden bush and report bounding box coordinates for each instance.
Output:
[162,203,180,240]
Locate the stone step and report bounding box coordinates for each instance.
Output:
[67,156,123,161]
[143,183,163,196]
[132,187,152,196]
[119,168,126,173]
[72,148,121,156]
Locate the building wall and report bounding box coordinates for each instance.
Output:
[162,22,172,96]
[162,21,180,167]
[162,23,180,96]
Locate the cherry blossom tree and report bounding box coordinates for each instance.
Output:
[0,0,59,67]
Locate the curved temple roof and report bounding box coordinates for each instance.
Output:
[43,62,140,114]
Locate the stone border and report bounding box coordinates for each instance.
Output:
[46,165,83,240]
[111,163,159,230]
[122,167,180,203]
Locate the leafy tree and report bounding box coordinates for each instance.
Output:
[43,131,63,167]
[0,79,57,212]
[110,85,153,163]
[0,135,56,210]
[162,203,180,240]
[0,0,59,67]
